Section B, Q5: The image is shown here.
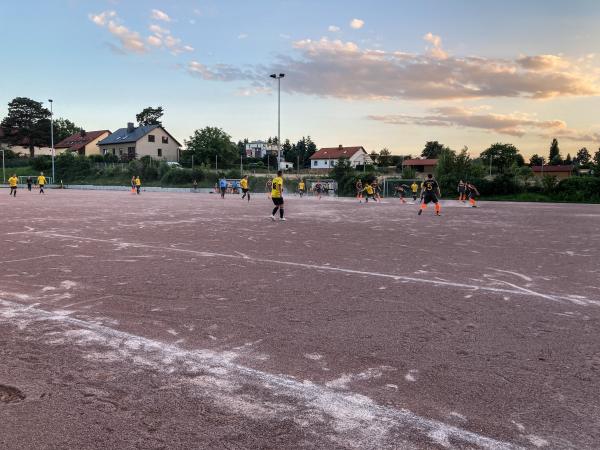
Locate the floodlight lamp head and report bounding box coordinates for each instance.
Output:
[270,74,277,78]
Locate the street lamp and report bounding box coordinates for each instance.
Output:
[1,148,5,183]
[269,73,285,170]
[48,99,55,183]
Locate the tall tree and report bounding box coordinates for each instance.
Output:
[480,143,521,174]
[594,149,600,168]
[564,153,572,165]
[183,127,238,168]
[421,141,446,159]
[0,97,51,157]
[529,154,544,166]
[136,106,164,126]
[575,147,591,165]
[378,148,392,166]
[548,138,562,165]
[54,118,83,142]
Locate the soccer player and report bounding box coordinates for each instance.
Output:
[418,174,441,216]
[395,184,408,203]
[37,172,47,194]
[314,181,323,200]
[26,176,32,192]
[356,179,363,202]
[410,181,419,202]
[458,180,466,202]
[218,177,227,199]
[363,182,377,203]
[135,176,141,194]
[271,170,285,221]
[8,174,18,197]
[372,179,382,200]
[298,179,305,197]
[466,182,480,207]
[240,175,250,201]
[130,176,136,194]
[265,178,272,199]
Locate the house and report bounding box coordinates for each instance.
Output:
[309,145,372,170]
[402,158,438,177]
[0,128,53,157]
[55,130,111,156]
[97,123,180,161]
[245,140,279,158]
[532,165,574,180]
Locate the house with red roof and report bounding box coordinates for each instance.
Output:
[531,165,574,180]
[55,130,111,156]
[309,145,372,170]
[402,158,438,177]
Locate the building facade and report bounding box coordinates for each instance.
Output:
[97,123,180,161]
[309,145,371,170]
[55,130,111,156]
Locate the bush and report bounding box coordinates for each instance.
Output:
[160,168,195,185]
[31,156,52,171]
[128,160,144,176]
[55,152,93,181]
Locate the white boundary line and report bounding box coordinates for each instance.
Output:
[9,231,600,307]
[0,298,519,449]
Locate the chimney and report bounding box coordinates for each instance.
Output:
[80,130,86,137]
[338,144,343,149]
[127,122,135,133]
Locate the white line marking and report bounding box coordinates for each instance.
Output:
[489,269,533,282]
[0,298,519,449]
[0,254,62,264]
[14,231,600,307]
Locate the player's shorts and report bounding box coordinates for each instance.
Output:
[423,194,438,204]
[272,197,284,206]
[242,188,249,193]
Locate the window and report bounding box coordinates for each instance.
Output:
[314,160,318,166]
[157,148,162,157]
[148,135,155,143]
[128,147,136,158]
[102,149,107,155]
[162,136,168,144]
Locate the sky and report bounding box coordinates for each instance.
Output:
[1,0,600,159]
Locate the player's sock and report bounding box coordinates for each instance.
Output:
[279,208,284,219]
[435,203,441,215]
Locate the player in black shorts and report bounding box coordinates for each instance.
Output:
[418,174,441,216]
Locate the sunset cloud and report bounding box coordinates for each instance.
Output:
[328,25,340,32]
[151,9,171,22]
[90,11,147,53]
[350,18,364,29]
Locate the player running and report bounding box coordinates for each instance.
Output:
[356,179,363,202]
[218,177,227,199]
[135,176,142,194]
[395,184,409,203]
[37,172,46,194]
[362,182,377,203]
[466,182,480,207]
[298,179,305,197]
[418,174,441,216]
[372,179,382,200]
[240,175,250,202]
[270,170,285,221]
[26,176,32,192]
[410,181,419,202]
[458,180,466,202]
[8,174,18,197]
[314,181,323,199]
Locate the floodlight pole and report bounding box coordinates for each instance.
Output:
[49,99,55,183]
[1,149,5,183]
[270,73,285,170]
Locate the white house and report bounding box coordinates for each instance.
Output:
[309,145,372,170]
[97,123,180,161]
[245,140,279,158]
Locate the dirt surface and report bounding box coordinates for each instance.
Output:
[1,189,599,449]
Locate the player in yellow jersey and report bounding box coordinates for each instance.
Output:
[240,175,250,201]
[135,176,141,194]
[270,170,285,221]
[8,174,18,197]
[410,181,419,202]
[298,180,305,197]
[37,172,47,194]
[363,183,377,203]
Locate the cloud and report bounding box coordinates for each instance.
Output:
[328,25,340,32]
[90,11,147,53]
[147,35,162,47]
[149,24,170,36]
[151,9,171,22]
[254,36,600,100]
[350,18,364,29]
[368,106,567,137]
[238,33,248,40]
[423,32,447,60]
[187,61,249,81]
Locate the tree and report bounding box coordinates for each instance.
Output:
[378,148,392,166]
[564,153,572,165]
[575,147,591,165]
[136,106,164,126]
[0,97,51,157]
[548,138,562,165]
[480,143,521,174]
[54,118,83,142]
[183,127,238,168]
[529,154,543,166]
[594,149,600,168]
[421,141,446,159]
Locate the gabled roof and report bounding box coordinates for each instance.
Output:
[532,165,573,173]
[97,125,182,147]
[403,158,439,166]
[55,130,111,151]
[310,146,366,160]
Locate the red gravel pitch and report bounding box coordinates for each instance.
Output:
[0,189,599,449]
